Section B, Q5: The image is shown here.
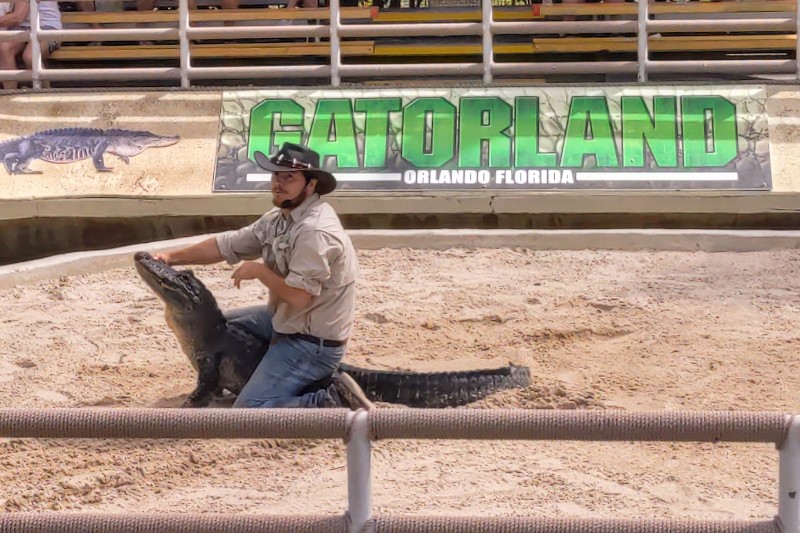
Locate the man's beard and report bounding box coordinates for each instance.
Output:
[272,187,308,209]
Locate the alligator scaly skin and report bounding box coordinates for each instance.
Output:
[1,127,179,174]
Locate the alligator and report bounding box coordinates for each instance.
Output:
[133,251,531,408]
[0,127,180,174]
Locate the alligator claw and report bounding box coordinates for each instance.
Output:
[181,397,206,408]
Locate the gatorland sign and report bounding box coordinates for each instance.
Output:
[212,86,771,192]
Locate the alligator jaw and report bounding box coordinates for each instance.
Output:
[133,252,202,312]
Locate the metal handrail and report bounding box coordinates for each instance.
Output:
[0,0,796,88]
[0,407,796,532]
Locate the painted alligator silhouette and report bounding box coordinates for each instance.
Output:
[133,251,531,408]
[0,127,180,174]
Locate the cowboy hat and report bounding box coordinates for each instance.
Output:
[253,142,337,195]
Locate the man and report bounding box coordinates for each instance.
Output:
[152,142,370,410]
[0,0,62,90]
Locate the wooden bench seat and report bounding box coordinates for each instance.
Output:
[534,0,795,17]
[370,6,540,22]
[370,34,797,56]
[50,32,795,62]
[531,34,796,54]
[60,5,538,25]
[60,6,376,25]
[50,40,374,60]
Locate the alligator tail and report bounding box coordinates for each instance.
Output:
[339,363,532,408]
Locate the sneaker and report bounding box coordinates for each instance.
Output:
[330,371,374,411]
[319,381,350,408]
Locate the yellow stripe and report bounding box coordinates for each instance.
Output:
[539,0,795,16]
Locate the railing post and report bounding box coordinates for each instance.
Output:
[780,416,800,532]
[330,0,341,87]
[179,0,190,88]
[346,409,372,533]
[29,0,41,89]
[637,0,648,83]
[796,0,800,80]
[481,0,492,84]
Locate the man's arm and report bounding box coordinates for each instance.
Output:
[0,0,29,28]
[154,237,224,266]
[254,265,313,309]
[231,261,313,309]
[230,226,332,309]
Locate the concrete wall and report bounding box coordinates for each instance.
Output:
[2,84,800,263]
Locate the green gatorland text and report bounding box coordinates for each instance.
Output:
[247,95,739,171]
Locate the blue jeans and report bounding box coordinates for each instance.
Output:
[225,305,345,408]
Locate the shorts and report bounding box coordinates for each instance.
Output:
[9,25,61,53]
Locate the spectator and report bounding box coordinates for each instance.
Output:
[136,0,218,13]
[0,0,61,90]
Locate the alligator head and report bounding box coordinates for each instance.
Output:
[110,131,181,158]
[133,251,217,317]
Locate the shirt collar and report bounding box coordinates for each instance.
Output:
[287,193,321,222]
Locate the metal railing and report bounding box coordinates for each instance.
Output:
[0,0,798,89]
[0,407,797,532]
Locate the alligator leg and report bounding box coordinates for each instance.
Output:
[13,159,42,175]
[9,140,43,174]
[91,140,113,172]
[3,153,41,175]
[2,154,16,174]
[183,351,221,408]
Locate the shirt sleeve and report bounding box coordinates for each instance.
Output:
[215,219,265,265]
[284,230,338,297]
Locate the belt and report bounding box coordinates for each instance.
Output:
[288,332,347,348]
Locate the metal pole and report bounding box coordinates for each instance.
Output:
[481,0,492,84]
[637,0,648,83]
[346,410,372,533]
[330,0,341,87]
[179,0,191,88]
[29,0,41,89]
[779,416,800,533]
[796,0,800,80]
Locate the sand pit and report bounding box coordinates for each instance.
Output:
[1,246,799,519]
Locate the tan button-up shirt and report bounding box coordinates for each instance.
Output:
[215,193,358,342]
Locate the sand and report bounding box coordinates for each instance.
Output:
[1,246,799,519]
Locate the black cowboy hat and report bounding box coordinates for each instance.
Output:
[253,142,337,195]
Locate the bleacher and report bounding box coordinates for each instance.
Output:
[2,0,797,85]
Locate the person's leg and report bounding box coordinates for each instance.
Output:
[20,39,53,70]
[0,41,26,90]
[224,305,274,342]
[233,335,345,408]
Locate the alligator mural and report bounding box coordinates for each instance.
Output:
[0,127,180,174]
[133,251,532,408]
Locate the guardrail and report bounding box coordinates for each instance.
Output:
[0,407,797,532]
[0,0,797,88]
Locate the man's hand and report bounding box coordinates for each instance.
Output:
[152,252,172,264]
[231,261,269,289]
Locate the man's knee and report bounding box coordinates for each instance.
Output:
[232,389,278,408]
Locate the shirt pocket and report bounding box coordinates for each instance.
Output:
[253,218,278,267]
[271,236,292,276]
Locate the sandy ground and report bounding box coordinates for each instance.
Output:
[1,247,800,520]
